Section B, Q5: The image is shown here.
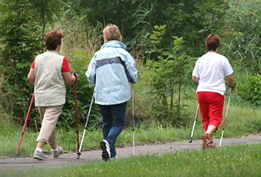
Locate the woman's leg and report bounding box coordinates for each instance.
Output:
[100,102,127,158]
[99,105,113,139]
[36,105,63,147]
[207,93,224,142]
[197,92,210,132]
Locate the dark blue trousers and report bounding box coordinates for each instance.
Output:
[99,102,127,158]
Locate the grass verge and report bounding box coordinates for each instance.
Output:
[1,143,261,177]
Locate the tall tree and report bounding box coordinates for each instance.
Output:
[29,0,63,33]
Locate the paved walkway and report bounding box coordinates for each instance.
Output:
[0,134,260,173]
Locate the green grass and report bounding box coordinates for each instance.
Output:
[1,96,261,158]
[1,143,261,177]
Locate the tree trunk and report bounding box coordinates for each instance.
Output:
[177,79,182,119]
[170,82,174,110]
[41,0,45,33]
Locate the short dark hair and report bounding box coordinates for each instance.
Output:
[205,34,220,51]
[45,30,64,50]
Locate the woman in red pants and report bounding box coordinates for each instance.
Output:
[192,33,235,149]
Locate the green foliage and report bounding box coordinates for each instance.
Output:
[138,25,166,63]
[217,0,261,107]
[60,0,228,57]
[165,0,229,56]
[0,0,44,122]
[238,74,261,107]
[220,0,261,74]
[29,0,63,32]
[144,25,191,127]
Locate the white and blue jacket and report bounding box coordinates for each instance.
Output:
[86,40,138,105]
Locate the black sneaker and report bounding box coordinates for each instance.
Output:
[100,140,111,161]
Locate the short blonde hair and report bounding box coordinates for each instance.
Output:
[103,24,122,42]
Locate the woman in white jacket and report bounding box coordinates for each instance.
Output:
[86,24,138,161]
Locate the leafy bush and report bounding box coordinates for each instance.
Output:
[238,74,261,107]
[0,1,44,125]
[220,0,261,74]
[143,25,192,127]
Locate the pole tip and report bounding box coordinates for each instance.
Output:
[76,152,81,159]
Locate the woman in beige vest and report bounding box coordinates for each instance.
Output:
[27,30,78,160]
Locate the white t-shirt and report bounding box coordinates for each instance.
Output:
[192,53,233,95]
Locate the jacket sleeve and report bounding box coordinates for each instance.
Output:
[124,52,138,83]
[85,56,96,84]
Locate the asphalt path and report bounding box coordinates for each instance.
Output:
[0,134,260,173]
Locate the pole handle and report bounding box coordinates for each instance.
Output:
[73,72,78,83]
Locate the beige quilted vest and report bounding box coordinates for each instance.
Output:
[34,50,66,107]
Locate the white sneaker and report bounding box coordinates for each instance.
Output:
[100,140,111,161]
[52,146,63,158]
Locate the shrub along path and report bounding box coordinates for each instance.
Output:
[0,134,260,173]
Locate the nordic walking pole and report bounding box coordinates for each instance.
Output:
[189,103,200,143]
[15,93,35,159]
[219,90,232,147]
[77,95,94,159]
[132,83,135,155]
[73,73,80,154]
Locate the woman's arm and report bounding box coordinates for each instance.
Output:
[226,74,235,90]
[192,75,200,83]
[63,72,78,85]
[85,56,97,84]
[27,68,35,85]
[124,52,138,83]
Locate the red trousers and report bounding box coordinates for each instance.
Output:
[197,92,224,131]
